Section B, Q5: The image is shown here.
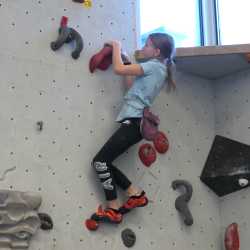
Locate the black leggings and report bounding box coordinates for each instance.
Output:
[92,118,142,201]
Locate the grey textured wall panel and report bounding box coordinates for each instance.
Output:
[0,0,222,249]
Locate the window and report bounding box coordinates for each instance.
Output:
[139,0,202,48]
[139,0,250,48]
[216,0,250,45]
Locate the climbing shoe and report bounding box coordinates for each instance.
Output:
[90,205,123,224]
[119,191,148,214]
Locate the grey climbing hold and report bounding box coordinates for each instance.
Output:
[0,193,8,204]
[0,190,42,249]
[36,121,43,131]
[0,166,17,181]
[51,26,83,59]
[121,228,136,248]
[172,179,194,226]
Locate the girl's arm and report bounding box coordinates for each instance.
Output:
[111,41,144,76]
[124,75,135,89]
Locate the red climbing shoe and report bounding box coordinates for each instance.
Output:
[91,205,122,223]
[85,205,123,231]
[119,191,148,214]
[89,45,113,73]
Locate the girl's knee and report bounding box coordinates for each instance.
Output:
[92,159,108,172]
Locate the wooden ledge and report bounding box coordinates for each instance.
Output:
[175,44,250,79]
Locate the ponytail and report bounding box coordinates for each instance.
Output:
[166,59,176,91]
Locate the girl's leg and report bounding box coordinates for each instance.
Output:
[92,119,142,209]
[111,165,141,196]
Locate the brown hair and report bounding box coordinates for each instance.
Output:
[149,33,176,90]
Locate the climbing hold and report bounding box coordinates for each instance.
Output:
[60,16,68,28]
[172,180,193,226]
[89,45,113,73]
[138,143,156,167]
[0,166,17,181]
[121,53,132,65]
[50,17,83,59]
[85,219,99,231]
[225,223,240,250]
[38,213,53,230]
[96,54,113,71]
[89,45,132,73]
[72,0,92,7]
[134,49,147,62]
[121,228,136,248]
[140,108,160,141]
[36,121,43,131]
[153,131,169,154]
[83,0,92,7]
[245,53,250,63]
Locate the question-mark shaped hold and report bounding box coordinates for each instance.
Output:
[172,179,193,226]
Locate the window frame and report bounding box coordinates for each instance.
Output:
[200,0,219,46]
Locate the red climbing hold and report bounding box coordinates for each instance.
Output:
[97,54,112,71]
[60,16,68,27]
[138,143,156,167]
[85,219,99,231]
[224,223,240,250]
[89,45,113,73]
[153,131,169,154]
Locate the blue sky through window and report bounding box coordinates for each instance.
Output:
[140,0,201,48]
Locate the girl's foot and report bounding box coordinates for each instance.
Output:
[91,205,123,224]
[119,191,148,214]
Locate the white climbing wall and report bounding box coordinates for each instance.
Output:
[0,0,223,250]
[215,70,250,250]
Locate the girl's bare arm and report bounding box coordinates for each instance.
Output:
[123,75,135,89]
[111,41,144,76]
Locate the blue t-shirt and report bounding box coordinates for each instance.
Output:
[116,58,167,122]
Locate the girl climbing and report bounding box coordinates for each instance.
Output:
[88,33,176,228]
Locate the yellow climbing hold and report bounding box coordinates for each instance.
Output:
[83,0,92,7]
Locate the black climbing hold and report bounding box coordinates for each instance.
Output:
[121,53,132,65]
[200,135,250,196]
[36,121,43,131]
[121,228,136,248]
[38,213,53,230]
[172,180,193,226]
